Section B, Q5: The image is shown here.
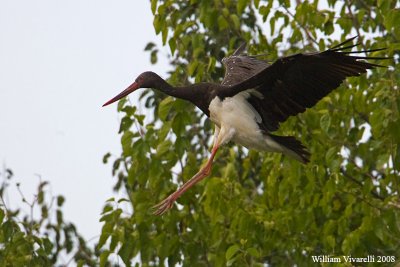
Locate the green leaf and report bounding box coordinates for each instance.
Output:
[0,208,4,224]
[223,162,236,178]
[168,37,176,55]
[229,14,240,30]
[237,0,248,14]
[158,96,174,121]
[110,233,118,251]
[56,210,63,224]
[246,247,259,258]
[158,121,172,141]
[384,9,400,30]
[150,0,157,15]
[325,235,336,250]
[102,205,113,214]
[153,15,162,34]
[118,198,129,203]
[105,197,115,202]
[226,244,240,260]
[42,237,54,254]
[270,16,276,34]
[325,147,338,163]
[98,223,113,249]
[226,255,239,266]
[119,117,133,134]
[156,140,173,157]
[320,113,331,133]
[119,242,135,266]
[162,27,168,45]
[102,152,111,164]
[56,196,65,207]
[188,60,199,77]
[144,42,156,51]
[99,250,110,267]
[150,50,158,64]
[218,16,229,30]
[117,97,127,111]
[207,56,216,72]
[121,131,134,155]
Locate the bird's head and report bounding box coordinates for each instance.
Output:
[102,71,161,107]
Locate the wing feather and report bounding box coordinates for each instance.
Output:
[218,38,387,131]
[221,44,269,86]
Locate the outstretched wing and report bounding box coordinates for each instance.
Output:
[221,43,270,86]
[218,37,387,132]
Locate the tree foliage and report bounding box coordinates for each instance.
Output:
[100,0,400,266]
[0,169,96,267]
[3,0,399,266]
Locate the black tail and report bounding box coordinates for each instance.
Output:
[269,134,310,164]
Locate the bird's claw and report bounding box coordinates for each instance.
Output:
[152,195,176,215]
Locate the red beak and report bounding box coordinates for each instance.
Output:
[102,82,140,107]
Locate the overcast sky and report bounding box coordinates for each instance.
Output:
[0,1,169,240]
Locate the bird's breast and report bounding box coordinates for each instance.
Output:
[209,90,262,126]
[208,91,267,150]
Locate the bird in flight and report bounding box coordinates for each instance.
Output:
[103,37,386,215]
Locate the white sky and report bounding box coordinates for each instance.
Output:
[0,0,168,240]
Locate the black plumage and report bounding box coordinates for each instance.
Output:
[103,37,387,215]
[217,37,386,132]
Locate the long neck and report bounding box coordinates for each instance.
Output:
[154,77,202,101]
[154,78,188,99]
[153,76,214,116]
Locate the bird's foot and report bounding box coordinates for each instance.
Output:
[152,194,177,215]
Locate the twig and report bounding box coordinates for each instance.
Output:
[340,167,384,200]
[282,2,318,46]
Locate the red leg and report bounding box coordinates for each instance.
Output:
[152,144,220,215]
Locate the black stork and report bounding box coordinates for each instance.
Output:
[103,37,386,215]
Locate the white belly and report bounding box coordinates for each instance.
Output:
[209,92,282,152]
